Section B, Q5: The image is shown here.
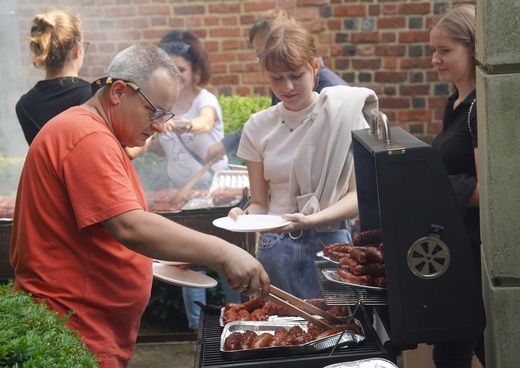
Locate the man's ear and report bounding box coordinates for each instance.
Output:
[108,80,128,105]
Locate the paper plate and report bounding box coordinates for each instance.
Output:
[153,263,218,288]
[154,259,189,266]
[213,215,290,232]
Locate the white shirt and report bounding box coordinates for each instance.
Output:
[159,89,228,189]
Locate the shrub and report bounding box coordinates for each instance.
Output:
[218,95,271,165]
[0,282,99,367]
[217,95,271,135]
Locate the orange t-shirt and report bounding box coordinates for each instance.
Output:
[10,106,152,367]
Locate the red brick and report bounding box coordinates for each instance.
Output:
[375,45,406,56]
[384,57,397,70]
[352,59,381,70]
[399,31,430,43]
[209,3,241,14]
[377,17,406,29]
[398,110,432,122]
[375,71,408,83]
[351,32,380,44]
[379,97,410,109]
[399,85,430,96]
[212,75,240,86]
[334,5,367,17]
[172,5,206,16]
[399,3,431,15]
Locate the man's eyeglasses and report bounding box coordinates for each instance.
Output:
[81,41,90,52]
[91,77,175,122]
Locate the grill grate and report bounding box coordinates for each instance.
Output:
[315,261,388,306]
[194,304,393,367]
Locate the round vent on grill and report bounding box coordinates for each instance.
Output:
[407,235,450,279]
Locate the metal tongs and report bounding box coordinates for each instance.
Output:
[267,285,345,330]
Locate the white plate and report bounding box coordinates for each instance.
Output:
[154,259,189,266]
[322,268,387,291]
[316,251,339,264]
[153,263,218,288]
[227,164,247,171]
[213,215,290,233]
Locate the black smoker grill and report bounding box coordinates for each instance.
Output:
[192,111,486,366]
[351,111,485,349]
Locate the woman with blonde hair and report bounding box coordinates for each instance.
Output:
[430,4,485,367]
[16,8,90,145]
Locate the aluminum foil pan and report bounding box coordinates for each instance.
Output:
[181,196,241,210]
[221,320,364,360]
[209,170,249,193]
[323,358,398,368]
[219,307,338,327]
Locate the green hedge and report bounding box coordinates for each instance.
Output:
[0,282,99,367]
[217,95,271,165]
[217,95,271,135]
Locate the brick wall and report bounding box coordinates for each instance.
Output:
[16,0,471,143]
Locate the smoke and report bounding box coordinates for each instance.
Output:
[0,3,29,159]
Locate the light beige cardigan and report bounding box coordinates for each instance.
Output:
[288,85,378,232]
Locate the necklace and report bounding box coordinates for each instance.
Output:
[281,103,315,133]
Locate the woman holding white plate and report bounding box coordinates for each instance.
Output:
[228,22,377,299]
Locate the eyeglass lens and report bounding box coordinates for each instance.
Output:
[136,89,175,122]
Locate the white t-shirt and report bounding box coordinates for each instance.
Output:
[159,88,228,189]
[238,93,318,215]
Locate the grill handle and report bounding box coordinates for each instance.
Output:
[370,109,392,144]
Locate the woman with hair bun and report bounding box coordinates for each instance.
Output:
[16,8,90,145]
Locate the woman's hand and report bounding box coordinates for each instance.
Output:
[228,207,247,221]
[164,118,192,135]
[268,212,312,233]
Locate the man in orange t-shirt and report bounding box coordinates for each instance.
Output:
[10,44,270,368]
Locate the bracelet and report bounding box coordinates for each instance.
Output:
[186,120,193,133]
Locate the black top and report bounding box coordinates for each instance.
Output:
[431,90,480,254]
[16,77,92,145]
[222,64,348,152]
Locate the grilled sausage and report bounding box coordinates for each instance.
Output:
[337,268,373,286]
[268,327,290,347]
[222,308,239,325]
[240,330,257,350]
[316,328,344,340]
[224,332,244,351]
[352,229,382,247]
[251,332,273,349]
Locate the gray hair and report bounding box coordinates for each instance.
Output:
[104,44,180,89]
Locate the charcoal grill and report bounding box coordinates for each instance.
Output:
[346,110,485,349]
[194,303,393,368]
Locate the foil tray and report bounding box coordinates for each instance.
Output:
[209,170,249,193]
[323,358,398,368]
[220,320,365,360]
[220,307,317,327]
[181,196,241,210]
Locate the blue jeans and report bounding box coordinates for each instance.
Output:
[257,229,351,299]
[183,272,242,330]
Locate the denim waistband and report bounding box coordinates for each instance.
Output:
[282,222,347,240]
